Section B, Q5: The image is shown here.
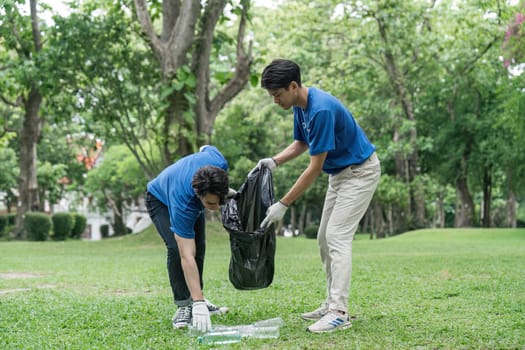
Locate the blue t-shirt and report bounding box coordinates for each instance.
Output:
[146,146,228,238]
[293,87,375,174]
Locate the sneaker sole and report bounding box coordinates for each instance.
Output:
[172,322,189,329]
[306,322,352,333]
[301,313,327,321]
[302,313,358,321]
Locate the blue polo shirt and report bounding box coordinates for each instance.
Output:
[146,146,228,238]
[293,87,375,174]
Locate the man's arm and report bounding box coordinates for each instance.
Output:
[273,140,309,166]
[280,152,326,206]
[174,234,203,301]
[259,151,327,228]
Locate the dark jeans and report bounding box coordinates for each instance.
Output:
[145,191,206,307]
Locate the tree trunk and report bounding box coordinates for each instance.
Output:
[305,210,312,228]
[298,202,306,234]
[375,13,424,229]
[437,191,445,228]
[373,201,387,238]
[134,0,200,77]
[414,181,426,228]
[506,173,517,228]
[168,90,193,159]
[16,87,43,237]
[289,205,297,231]
[14,0,44,236]
[359,208,371,238]
[112,198,127,236]
[134,0,252,167]
[387,203,393,235]
[193,0,252,144]
[481,167,492,227]
[365,208,373,239]
[455,177,474,227]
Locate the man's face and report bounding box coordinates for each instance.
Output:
[199,193,221,211]
[267,83,297,110]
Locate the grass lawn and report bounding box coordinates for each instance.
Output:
[1,223,524,349]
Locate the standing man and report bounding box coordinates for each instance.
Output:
[146,145,230,332]
[257,59,381,333]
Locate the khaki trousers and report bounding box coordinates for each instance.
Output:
[317,152,381,313]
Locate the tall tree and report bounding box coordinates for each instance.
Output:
[49,0,254,179]
[426,0,505,227]
[0,0,47,234]
[134,0,253,164]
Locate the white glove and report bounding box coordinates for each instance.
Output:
[260,201,288,228]
[192,301,211,332]
[226,187,237,199]
[257,158,278,171]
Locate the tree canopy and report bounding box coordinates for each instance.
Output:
[1,0,524,237]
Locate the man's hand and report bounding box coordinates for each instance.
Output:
[254,158,278,172]
[226,187,237,200]
[192,301,211,332]
[260,201,288,228]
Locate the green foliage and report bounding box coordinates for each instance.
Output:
[1,0,524,237]
[0,0,50,95]
[51,212,74,241]
[37,123,93,190]
[0,148,18,210]
[37,162,67,209]
[84,144,147,214]
[24,212,52,241]
[46,6,167,176]
[214,101,281,188]
[70,213,87,239]
[303,225,318,239]
[375,174,409,207]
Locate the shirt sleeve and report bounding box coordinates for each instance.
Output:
[170,205,200,239]
[308,110,335,155]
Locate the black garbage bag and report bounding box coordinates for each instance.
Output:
[221,165,276,290]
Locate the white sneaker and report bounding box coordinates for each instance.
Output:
[205,299,229,315]
[301,303,329,321]
[306,311,352,333]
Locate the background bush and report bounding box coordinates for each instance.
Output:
[7,213,16,226]
[303,225,318,239]
[51,212,74,241]
[24,212,52,241]
[70,213,87,239]
[100,224,109,238]
[0,215,7,237]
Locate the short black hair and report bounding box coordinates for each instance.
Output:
[192,166,229,204]
[261,59,302,90]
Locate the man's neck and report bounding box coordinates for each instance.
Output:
[296,86,309,110]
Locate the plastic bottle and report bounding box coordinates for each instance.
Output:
[187,326,205,337]
[197,330,242,345]
[211,324,254,336]
[253,317,286,328]
[190,317,284,342]
[248,325,280,339]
